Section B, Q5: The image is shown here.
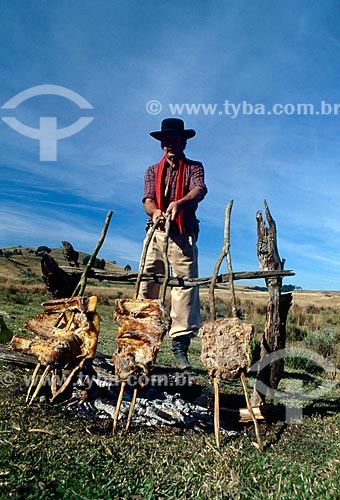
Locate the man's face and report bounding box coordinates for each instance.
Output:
[161,133,186,162]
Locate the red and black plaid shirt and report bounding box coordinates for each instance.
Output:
[142,157,207,234]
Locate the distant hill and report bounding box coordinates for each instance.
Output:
[0,245,128,283]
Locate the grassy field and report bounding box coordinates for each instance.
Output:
[0,251,339,499]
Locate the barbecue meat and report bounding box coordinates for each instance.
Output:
[113,298,170,381]
[200,317,254,380]
[11,296,100,365]
[10,335,81,365]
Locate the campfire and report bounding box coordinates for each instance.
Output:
[57,357,238,437]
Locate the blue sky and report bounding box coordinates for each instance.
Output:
[1,0,340,290]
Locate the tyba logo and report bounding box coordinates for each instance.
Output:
[1,84,94,161]
[249,347,337,423]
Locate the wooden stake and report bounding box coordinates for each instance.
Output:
[53,210,113,329]
[135,218,160,297]
[125,387,138,432]
[209,200,233,321]
[51,368,58,398]
[28,365,51,406]
[240,371,264,451]
[25,362,41,403]
[214,377,220,448]
[72,210,113,298]
[50,358,86,402]
[113,381,126,433]
[159,215,171,304]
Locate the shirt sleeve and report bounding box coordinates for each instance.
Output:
[142,164,157,203]
[188,162,208,194]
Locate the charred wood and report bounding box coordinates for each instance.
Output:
[252,201,293,405]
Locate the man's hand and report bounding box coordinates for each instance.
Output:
[152,208,165,222]
[143,199,165,222]
[165,186,206,220]
[166,200,182,220]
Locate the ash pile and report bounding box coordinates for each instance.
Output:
[60,357,237,436]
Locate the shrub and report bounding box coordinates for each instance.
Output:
[82,256,106,270]
[284,355,323,374]
[303,327,340,359]
[35,246,51,256]
[5,289,32,305]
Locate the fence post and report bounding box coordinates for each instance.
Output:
[252,201,292,405]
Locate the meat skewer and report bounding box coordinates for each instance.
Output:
[25,362,42,403]
[112,217,159,433]
[11,296,100,405]
[113,381,126,432]
[27,365,51,406]
[11,212,113,405]
[225,220,264,451]
[213,377,220,448]
[125,383,138,432]
[112,216,171,432]
[200,201,263,450]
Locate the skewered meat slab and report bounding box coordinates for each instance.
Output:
[11,296,100,404]
[112,298,170,382]
[200,317,254,381]
[112,217,171,433]
[10,335,81,366]
[11,296,100,364]
[199,201,263,450]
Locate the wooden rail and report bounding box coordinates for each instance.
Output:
[60,266,295,288]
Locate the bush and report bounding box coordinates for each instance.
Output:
[303,327,340,359]
[35,246,51,256]
[82,255,106,270]
[284,355,323,374]
[5,289,32,305]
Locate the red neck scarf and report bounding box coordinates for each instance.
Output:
[155,156,186,234]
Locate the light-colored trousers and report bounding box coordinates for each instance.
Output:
[137,229,200,338]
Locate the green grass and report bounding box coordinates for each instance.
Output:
[0,371,339,499]
[0,285,340,499]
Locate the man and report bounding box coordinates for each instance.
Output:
[138,118,207,370]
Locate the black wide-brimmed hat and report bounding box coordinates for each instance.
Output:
[150,118,196,141]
